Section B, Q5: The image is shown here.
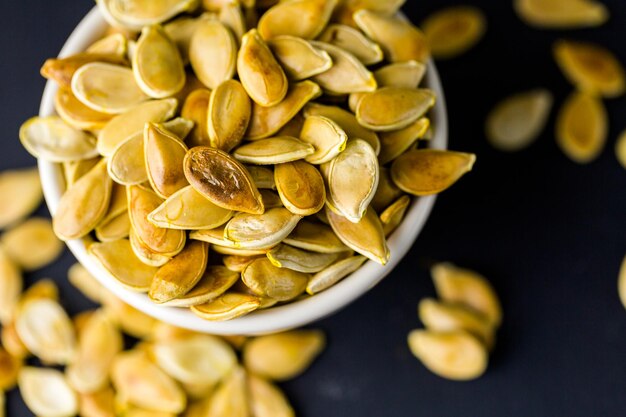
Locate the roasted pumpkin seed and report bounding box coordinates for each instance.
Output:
[108,133,148,185]
[96,0,199,31]
[356,87,436,132]
[391,149,476,196]
[87,33,128,58]
[379,117,430,164]
[242,257,309,300]
[1,218,63,271]
[318,24,383,65]
[220,2,247,40]
[64,157,101,187]
[184,146,265,214]
[0,168,42,229]
[161,265,240,307]
[225,208,302,249]
[267,244,340,273]
[40,52,127,88]
[274,160,325,215]
[306,255,366,294]
[181,89,213,148]
[129,224,172,266]
[422,6,486,59]
[514,0,609,29]
[380,195,411,236]
[283,219,349,253]
[190,20,237,89]
[556,91,607,164]
[191,292,261,321]
[164,16,207,65]
[258,0,338,39]
[18,367,78,417]
[260,189,283,209]
[407,330,488,381]
[235,136,315,165]
[20,116,98,162]
[268,36,333,80]
[248,374,295,417]
[55,88,113,131]
[299,115,348,164]
[209,80,251,151]
[144,123,190,198]
[374,61,426,89]
[248,166,276,189]
[0,248,22,325]
[332,0,405,26]
[223,255,260,272]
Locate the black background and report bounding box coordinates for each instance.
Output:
[3,1,626,416]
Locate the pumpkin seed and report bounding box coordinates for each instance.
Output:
[310,41,376,95]
[190,20,237,90]
[268,36,333,80]
[18,367,78,417]
[87,33,128,58]
[371,166,403,212]
[242,257,309,300]
[283,219,349,253]
[354,10,430,63]
[0,248,22,325]
[181,89,212,148]
[40,52,127,88]
[234,136,315,165]
[0,168,42,230]
[326,206,389,265]
[556,91,607,164]
[55,88,113,131]
[64,158,101,187]
[514,0,609,29]
[184,146,265,214]
[79,387,116,417]
[144,123,190,198]
[68,263,105,304]
[258,0,338,39]
[432,263,502,328]
[220,2,247,40]
[243,330,325,381]
[189,226,236,247]
[391,149,476,196]
[19,116,98,162]
[318,24,383,65]
[96,0,199,31]
[164,16,207,65]
[299,115,348,164]
[53,160,112,241]
[209,80,251,152]
[554,40,625,98]
[1,218,63,271]
[374,61,427,89]
[486,89,553,152]
[128,185,187,256]
[160,117,195,140]
[111,350,187,414]
[274,160,325,215]
[0,347,22,390]
[267,244,340,273]
[356,87,436,132]
[152,334,237,388]
[71,63,149,114]
[246,80,322,140]
[1,322,29,360]
[379,117,430,164]
[306,255,366,294]
[161,265,240,307]
[248,374,295,417]
[223,255,260,272]
[191,292,261,320]
[89,239,158,292]
[133,25,186,98]
[225,208,302,249]
[66,310,123,394]
[407,330,488,380]
[422,6,487,59]
[96,213,131,243]
[149,241,209,303]
[98,98,178,157]
[101,292,157,338]
[238,29,288,106]
[380,195,411,236]
[616,131,626,169]
[246,166,276,190]
[15,299,76,365]
[260,189,284,209]
[333,0,405,26]
[203,367,249,417]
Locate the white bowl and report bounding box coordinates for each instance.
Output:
[38,7,448,335]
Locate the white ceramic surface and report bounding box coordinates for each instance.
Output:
[38,7,448,335]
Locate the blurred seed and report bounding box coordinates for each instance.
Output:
[209,80,251,152]
[144,123,190,198]
[238,29,288,106]
[380,195,411,236]
[556,90,607,164]
[234,136,315,165]
[89,239,158,292]
[333,0,405,26]
[268,36,333,80]
[190,20,237,89]
[40,52,126,88]
[310,41,376,95]
[111,350,187,414]
[53,160,112,241]
[318,24,383,65]
[619,255,626,309]
[133,25,186,98]
[150,241,209,303]
[554,40,625,98]
[15,298,76,365]
[284,219,349,253]
[408,330,488,380]
[247,80,322,139]
[374,61,426,89]
[327,207,389,265]
[98,98,178,157]
[258,0,338,39]
[0,168,42,230]
[354,10,430,63]
[514,0,609,29]
[379,117,430,165]
[204,367,249,417]
[1,218,63,271]
[87,33,128,58]
[616,131,626,169]
[181,89,212,148]
[18,367,78,417]
[391,149,476,196]
[486,89,553,152]
[243,330,325,380]
[225,208,302,249]
[161,265,240,307]
[0,347,22,390]
[96,0,198,31]
[191,292,261,321]
[267,244,340,273]
[422,6,486,59]
[356,87,436,132]
[220,2,247,40]
[79,387,116,417]
[184,146,265,214]
[248,374,295,417]
[66,310,123,394]
[20,116,98,162]
[275,160,325,215]
[68,263,105,304]
[432,263,502,328]
[101,292,157,338]
[1,321,28,359]
[0,247,22,325]
[306,255,366,294]
[299,115,348,165]
[20,279,59,305]
[55,88,113,131]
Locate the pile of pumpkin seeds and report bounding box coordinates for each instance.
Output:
[19,0,477,321]
[408,263,502,381]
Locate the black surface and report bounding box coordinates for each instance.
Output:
[4,1,626,416]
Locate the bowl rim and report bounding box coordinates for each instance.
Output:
[38,7,448,335]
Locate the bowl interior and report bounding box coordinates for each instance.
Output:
[38,7,448,335]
